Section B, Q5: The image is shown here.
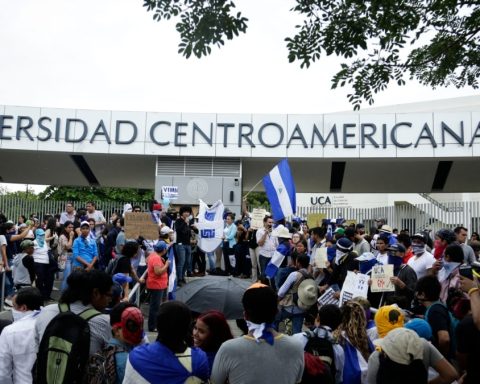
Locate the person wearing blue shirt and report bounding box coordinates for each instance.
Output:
[72,221,98,270]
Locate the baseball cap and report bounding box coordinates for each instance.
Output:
[411,233,427,242]
[154,241,168,252]
[336,237,353,252]
[80,220,90,227]
[387,243,406,253]
[160,226,173,235]
[334,227,345,235]
[20,239,35,249]
[113,273,133,285]
[113,306,144,345]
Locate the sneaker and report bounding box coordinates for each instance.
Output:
[4,298,13,307]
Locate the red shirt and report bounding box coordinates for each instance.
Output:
[147,252,168,290]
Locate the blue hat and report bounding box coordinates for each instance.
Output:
[154,241,168,252]
[113,273,133,285]
[336,237,353,252]
[405,318,433,341]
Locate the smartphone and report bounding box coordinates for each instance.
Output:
[459,265,474,280]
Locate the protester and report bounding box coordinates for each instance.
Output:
[58,220,75,291]
[34,269,113,356]
[387,243,418,305]
[33,228,56,302]
[332,301,374,383]
[12,239,36,290]
[408,233,436,279]
[211,283,304,384]
[256,216,277,280]
[85,201,106,239]
[222,212,237,275]
[112,241,142,300]
[106,303,145,384]
[454,226,476,265]
[193,310,234,372]
[146,240,169,332]
[374,304,405,339]
[0,287,43,383]
[72,220,98,270]
[59,202,76,224]
[437,243,464,302]
[277,254,316,334]
[175,206,193,286]
[123,301,209,383]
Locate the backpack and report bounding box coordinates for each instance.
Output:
[300,329,335,384]
[84,344,125,384]
[105,255,125,275]
[34,303,101,384]
[292,269,314,308]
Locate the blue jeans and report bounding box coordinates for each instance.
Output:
[175,244,191,281]
[61,256,72,292]
[275,308,305,334]
[148,289,166,331]
[206,252,216,271]
[4,259,14,298]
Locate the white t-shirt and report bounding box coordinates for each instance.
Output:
[0,234,7,247]
[33,241,49,264]
[375,251,389,265]
[407,251,436,279]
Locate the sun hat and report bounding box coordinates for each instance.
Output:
[379,225,393,234]
[373,328,423,365]
[297,279,318,311]
[272,225,292,239]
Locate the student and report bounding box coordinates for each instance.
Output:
[123,301,209,383]
[146,241,169,332]
[211,283,304,384]
[12,239,36,290]
[112,241,143,300]
[0,287,43,383]
[193,310,234,372]
[107,303,145,384]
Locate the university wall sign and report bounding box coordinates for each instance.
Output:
[1,105,480,158]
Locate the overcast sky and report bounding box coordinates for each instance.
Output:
[0,0,477,192]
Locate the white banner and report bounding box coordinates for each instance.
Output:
[161,186,179,200]
[197,199,224,253]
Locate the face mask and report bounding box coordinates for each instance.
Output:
[335,249,345,265]
[388,254,403,268]
[188,215,193,221]
[11,308,31,322]
[411,244,425,255]
[438,261,461,283]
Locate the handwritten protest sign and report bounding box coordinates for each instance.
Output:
[124,212,159,240]
[312,247,328,269]
[339,271,369,306]
[371,264,395,292]
[307,213,326,229]
[318,288,339,307]
[251,208,267,230]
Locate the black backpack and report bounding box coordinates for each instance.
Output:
[105,255,125,275]
[34,303,101,384]
[300,329,335,384]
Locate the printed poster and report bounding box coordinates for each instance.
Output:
[250,208,267,230]
[339,271,369,306]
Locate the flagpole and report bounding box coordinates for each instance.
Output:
[242,177,264,201]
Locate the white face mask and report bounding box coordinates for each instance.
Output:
[188,215,193,221]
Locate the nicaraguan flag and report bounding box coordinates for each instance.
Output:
[263,159,296,221]
[342,337,372,384]
[265,242,290,279]
[167,245,176,300]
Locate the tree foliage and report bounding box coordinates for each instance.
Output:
[144,0,480,109]
[143,0,248,58]
[38,186,154,202]
[0,187,38,200]
[244,192,269,209]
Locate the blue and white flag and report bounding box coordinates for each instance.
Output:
[265,242,290,279]
[197,199,224,253]
[342,337,372,384]
[263,159,296,221]
[167,245,176,300]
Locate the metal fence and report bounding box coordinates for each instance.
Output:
[0,197,150,221]
[296,201,480,234]
[1,196,479,234]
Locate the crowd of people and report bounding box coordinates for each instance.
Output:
[0,201,480,383]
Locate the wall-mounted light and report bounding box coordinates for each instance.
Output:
[234,178,239,187]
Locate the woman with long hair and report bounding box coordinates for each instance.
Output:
[193,310,234,372]
[333,301,374,384]
[58,221,75,291]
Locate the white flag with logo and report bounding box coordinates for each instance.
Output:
[197,200,224,253]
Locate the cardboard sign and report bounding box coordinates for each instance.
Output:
[339,271,369,306]
[317,287,339,307]
[307,213,326,229]
[251,208,267,230]
[371,264,395,292]
[161,185,179,200]
[124,212,159,240]
[312,247,328,269]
